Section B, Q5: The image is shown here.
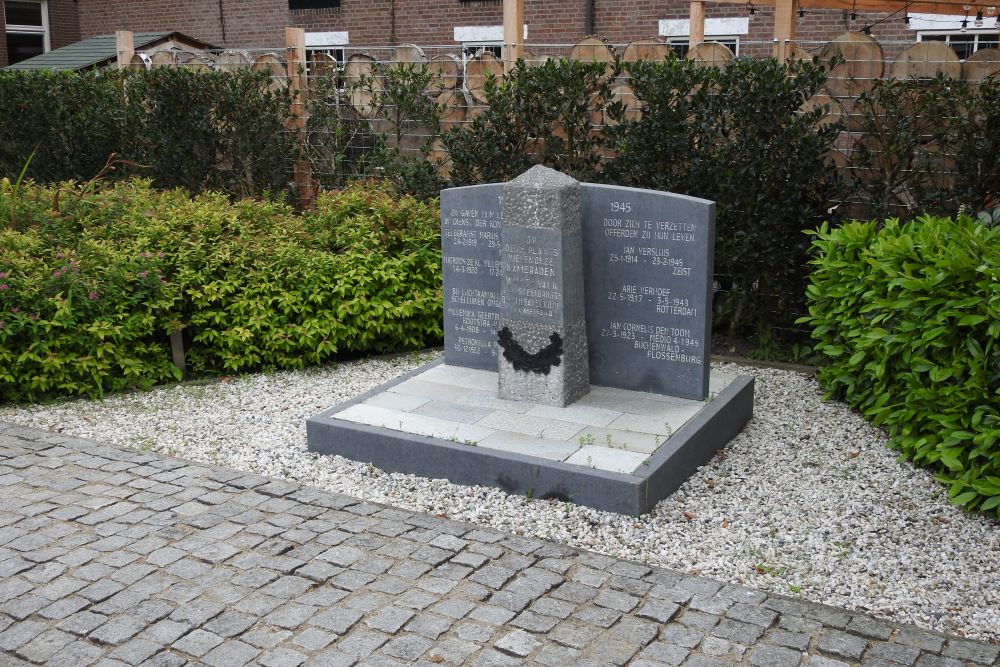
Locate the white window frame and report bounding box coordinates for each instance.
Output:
[659,17,749,57]
[665,35,741,57]
[916,30,999,59]
[5,0,50,53]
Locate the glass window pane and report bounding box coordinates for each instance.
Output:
[978,37,999,50]
[921,34,948,42]
[5,1,43,27]
[7,32,44,64]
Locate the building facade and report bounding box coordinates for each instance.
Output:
[5,0,998,68]
[1,0,79,67]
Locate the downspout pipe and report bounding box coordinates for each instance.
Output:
[585,0,595,35]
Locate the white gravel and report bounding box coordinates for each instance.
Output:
[2,350,998,645]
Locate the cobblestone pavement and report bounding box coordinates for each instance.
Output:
[1,422,998,667]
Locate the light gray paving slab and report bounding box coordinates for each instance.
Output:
[474,432,582,462]
[412,401,497,425]
[361,392,432,412]
[333,404,496,443]
[565,445,648,473]
[568,426,664,454]
[475,411,585,440]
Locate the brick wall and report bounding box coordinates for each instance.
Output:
[73,0,921,53]
[1,8,7,68]
[1,0,79,67]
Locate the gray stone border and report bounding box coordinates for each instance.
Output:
[307,359,754,515]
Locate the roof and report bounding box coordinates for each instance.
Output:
[3,32,217,71]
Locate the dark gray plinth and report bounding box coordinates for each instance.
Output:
[498,166,589,407]
[440,178,715,399]
[306,361,754,516]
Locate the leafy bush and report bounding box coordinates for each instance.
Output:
[0,178,442,401]
[443,58,615,184]
[0,69,296,199]
[609,57,843,339]
[801,215,1000,517]
[848,77,1000,221]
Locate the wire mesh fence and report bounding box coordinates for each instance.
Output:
[129,36,999,206]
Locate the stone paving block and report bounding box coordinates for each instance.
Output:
[818,629,869,661]
[495,629,542,657]
[333,628,390,657]
[107,638,162,665]
[727,601,780,628]
[15,628,74,663]
[202,610,256,637]
[244,627,293,650]
[58,610,108,637]
[594,588,640,613]
[202,639,260,667]
[382,633,434,661]
[913,655,963,667]
[365,606,415,633]
[260,647,308,667]
[140,619,189,646]
[172,628,224,657]
[848,614,896,641]
[749,643,803,666]
[511,610,559,633]
[766,627,812,651]
[46,639,105,667]
[896,627,945,653]
[90,616,147,645]
[712,618,766,645]
[405,612,456,639]
[573,604,622,628]
[942,638,1000,664]
[291,627,335,651]
[311,607,364,634]
[426,637,481,665]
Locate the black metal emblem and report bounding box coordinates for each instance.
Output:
[497,327,563,375]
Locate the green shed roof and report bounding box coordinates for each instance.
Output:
[3,32,215,71]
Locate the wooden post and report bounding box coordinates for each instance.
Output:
[115,30,134,70]
[689,2,706,48]
[503,0,525,73]
[285,27,315,209]
[773,0,799,60]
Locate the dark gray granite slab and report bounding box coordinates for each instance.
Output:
[440,177,715,399]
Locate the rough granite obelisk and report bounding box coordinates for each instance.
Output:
[497,165,589,407]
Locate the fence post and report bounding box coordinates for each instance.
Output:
[773,0,798,61]
[689,2,705,48]
[503,0,524,73]
[285,27,315,209]
[116,30,134,70]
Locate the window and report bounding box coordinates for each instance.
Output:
[5,0,49,65]
[462,43,502,59]
[289,0,340,10]
[919,32,998,60]
[667,37,739,57]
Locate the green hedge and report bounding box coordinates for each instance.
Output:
[801,215,1000,516]
[0,68,295,199]
[0,178,442,402]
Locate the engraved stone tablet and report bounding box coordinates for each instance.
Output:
[581,184,714,400]
[439,172,714,400]
[440,184,503,369]
[498,165,589,407]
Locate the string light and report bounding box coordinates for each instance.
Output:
[747,2,757,20]
[903,13,910,24]
[961,17,969,30]
[975,9,984,25]
[798,8,806,17]
[861,25,872,33]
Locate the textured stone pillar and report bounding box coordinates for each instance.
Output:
[498,165,589,407]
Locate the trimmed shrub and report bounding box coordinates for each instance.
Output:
[0,69,295,200]
[801,215,1000,517]
[0,178,442,401]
